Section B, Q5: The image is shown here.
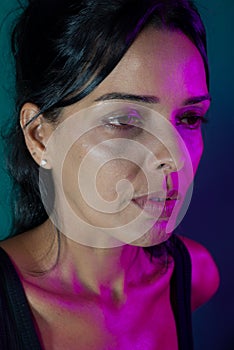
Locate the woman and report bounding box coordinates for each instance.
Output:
[0,0,219,349]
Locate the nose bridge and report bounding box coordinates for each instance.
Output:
[145,124,185,173]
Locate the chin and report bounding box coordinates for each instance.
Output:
[130,220,173,247]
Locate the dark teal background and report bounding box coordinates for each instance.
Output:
[0,1,234,349]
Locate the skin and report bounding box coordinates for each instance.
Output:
[1,28,220,349]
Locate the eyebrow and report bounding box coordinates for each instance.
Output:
[183,94,212,106]
[94,93,159,104]
[94,92,211,106]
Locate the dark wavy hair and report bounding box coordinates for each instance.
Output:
[6,0,209,256]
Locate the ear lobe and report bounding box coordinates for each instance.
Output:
[20,103,52,169]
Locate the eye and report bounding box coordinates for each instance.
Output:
[104,111,144,136]
[176,112,209,129]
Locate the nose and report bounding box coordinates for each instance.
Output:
[145,138,185,174]
[155,157,178,173]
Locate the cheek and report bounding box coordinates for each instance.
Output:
[183,132,204,174]
[95,160,140,201]
[61,143,85,197]
[63,138,141,202]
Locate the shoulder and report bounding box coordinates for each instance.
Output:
[0,221,50,270]
[178,235,220,311]
[0,231,37,277]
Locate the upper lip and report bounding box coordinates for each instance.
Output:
[132,189,180,201]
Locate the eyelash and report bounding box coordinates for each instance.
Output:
[176,113,209,129]
[104,115,143,135]
[104,112,209,134]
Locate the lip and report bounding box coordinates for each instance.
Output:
[132,190,180,218]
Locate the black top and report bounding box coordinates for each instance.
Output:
[0,234,193,350]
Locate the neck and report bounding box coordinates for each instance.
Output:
[21,220,160,302]
[61,237,145,298]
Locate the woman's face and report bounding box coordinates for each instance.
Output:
[42,28,210,248]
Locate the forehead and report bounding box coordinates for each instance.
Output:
[93,28,208,104]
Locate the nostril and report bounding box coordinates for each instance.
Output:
[145,153,178,173]
[157,162,172,170]
[157,163,166,169]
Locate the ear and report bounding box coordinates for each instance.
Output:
[20,103,53,169]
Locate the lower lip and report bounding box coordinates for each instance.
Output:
[132,198,177,219]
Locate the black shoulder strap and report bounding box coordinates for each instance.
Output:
[0,247,42,350]
[167,234,194,350]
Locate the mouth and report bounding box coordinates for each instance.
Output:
[131,190,180,219]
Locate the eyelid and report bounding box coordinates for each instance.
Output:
[176,105,209,116]
[103,109,144,125]
[175,112,209,129]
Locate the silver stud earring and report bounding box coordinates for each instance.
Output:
[40,159,47,167]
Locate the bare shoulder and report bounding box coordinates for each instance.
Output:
[0,233,29,270]
[178,235,220,310]
[0,221,51,272]
[0,235,20,255]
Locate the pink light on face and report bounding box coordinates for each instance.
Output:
[40,102,194,248]
[183,55,208,97]
[38,29,209,250]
